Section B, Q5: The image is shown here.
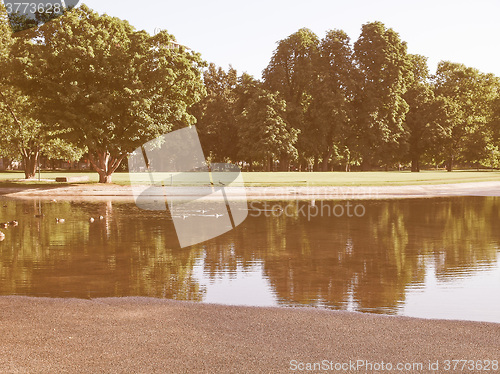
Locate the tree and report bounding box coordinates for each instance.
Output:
[42,137,86,166]
[0,5,16,161]
[1,6,80,178]
[352,21,411,169]
[0,88,85,177]
[237,82,299,171]
[491,84,500,167]
[263,28,320,168]
[11,5,206,182]
[308,29,355,171]
[433,61,499,171]
[403,55,448,172]
[191,63,239,162]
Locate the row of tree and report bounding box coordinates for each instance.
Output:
[194,26,500,172]
[3,198,499,309]
[1,5,500,182]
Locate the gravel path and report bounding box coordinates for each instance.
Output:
[0,297,499,373]
[1,181,500,200]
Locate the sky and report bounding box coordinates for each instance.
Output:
[81,0,500,79]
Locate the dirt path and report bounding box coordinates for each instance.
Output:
[1,181,500,200]
[0,297,498,373]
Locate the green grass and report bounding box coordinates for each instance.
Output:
[1,170,500,187]
[240,170,500,186]
[0,171,100,184]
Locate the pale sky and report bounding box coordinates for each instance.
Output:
[81,0,500,79]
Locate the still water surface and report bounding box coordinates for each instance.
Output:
[0,197,499,323]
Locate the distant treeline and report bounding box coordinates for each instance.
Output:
[193,24,500,172]
[1,5,499,183]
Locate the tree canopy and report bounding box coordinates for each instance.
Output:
[1,5,82,178]
[2,8,500,177]
[432,61,500,171]
[9,5,206,182]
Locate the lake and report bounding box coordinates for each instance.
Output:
[0,197,499,323]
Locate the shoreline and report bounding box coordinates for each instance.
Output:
[1,181,500,200]
[0,296,498,373]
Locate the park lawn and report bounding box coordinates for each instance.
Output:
[1,170,500,186]
[240,170,500,186]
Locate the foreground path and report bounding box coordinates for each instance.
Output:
[1,181,500,200]
[0,297,498,373]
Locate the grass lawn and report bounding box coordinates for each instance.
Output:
[1,170,500,187]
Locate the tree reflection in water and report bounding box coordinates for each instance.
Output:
[0,197,499,315]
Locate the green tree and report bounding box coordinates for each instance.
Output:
[433,61,499,171]
[0,5,15,160]
[403,55,448,172]
[237,83,299,171]
[263,28,320,168]
[490,83,500,167]
[0,4,11,56]
[352,21,410,169]
[191,63,239,162]
[0,88,84,177]
[11,5,206,182]
[1,6,80,178]
[308,29,355,171]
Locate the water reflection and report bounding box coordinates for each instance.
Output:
[0,197,499,322]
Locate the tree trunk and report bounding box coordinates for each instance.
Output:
[361,158,371,171]
[280,157,290,171]
[264,157,271,172]
[98,173,113,183]
[345,153,351,172]
[447,156,454,172]
[0,157,8,171]
[313,156,319,172]
[321,158,328,172]
[22,149,38,180]
[23,155,37,179]
[411,156,420,172]
[89,150,126,184]
[322,149,333,172]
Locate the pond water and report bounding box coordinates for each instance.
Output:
[0,197,499,323]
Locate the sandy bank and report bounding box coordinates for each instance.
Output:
[0,297,498,373]
[1,181,500,200]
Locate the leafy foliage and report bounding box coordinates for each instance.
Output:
[0,6,82,177]
[263,28,320,164]
[2,6,500,177]
[433,61,500,170]
[191,63,239,162]
[403,55,445,171]
[10,5,206,182]
[308,29,356,171]
[352,21,411,168]
[236,79,299,170]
